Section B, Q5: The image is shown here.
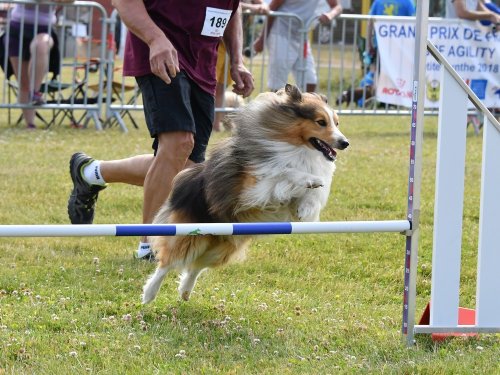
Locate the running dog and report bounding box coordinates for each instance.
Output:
[142,84,349,303]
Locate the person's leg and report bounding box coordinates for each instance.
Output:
[142,131,194,225]
[292,42,317,93]
[69,152,155,259]
[7,22,35,128]
[99,154,153,186]
[213,43,231,131]
[29,33,53,104]
[267,32,297,91]
[9,57,34,128]
[213,81,226,131]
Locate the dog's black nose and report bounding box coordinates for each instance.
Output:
[339,139,349,149]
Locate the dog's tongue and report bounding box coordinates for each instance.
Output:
[310,138,336,161]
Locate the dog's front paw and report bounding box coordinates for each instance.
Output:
[305,177,325,189]
[180,290,191,301]
[297,201,321,222]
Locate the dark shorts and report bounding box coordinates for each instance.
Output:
[136,71,215,163]
[6,21,51,61]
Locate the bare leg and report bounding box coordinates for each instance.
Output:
[99,154,153,186]
[213,82,226,131]
[142,131,194,225]
[30,33,53,92]
[9,58,34,127]
[306,83,316,93]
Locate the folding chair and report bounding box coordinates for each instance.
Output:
[104,80,141,130]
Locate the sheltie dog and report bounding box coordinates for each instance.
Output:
[142,84,349,303]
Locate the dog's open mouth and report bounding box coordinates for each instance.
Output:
[309,137,337,161]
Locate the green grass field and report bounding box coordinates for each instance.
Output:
[0,111,498,374]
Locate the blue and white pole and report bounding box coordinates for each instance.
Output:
[0,220,410,237]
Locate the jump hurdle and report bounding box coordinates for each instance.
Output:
[402,0,500,345]
[405,41,500,343]
[0,220,410,237]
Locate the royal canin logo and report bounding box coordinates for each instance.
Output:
[382,87,412,98]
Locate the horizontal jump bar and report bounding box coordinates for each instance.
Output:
[0,220,410,237]
[414,325,500,334]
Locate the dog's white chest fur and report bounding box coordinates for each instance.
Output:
[238,141,336,222]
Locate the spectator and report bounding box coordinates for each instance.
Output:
[6,3,57,129]
[446,0,500,24]
[364,0,416,91]
[253,0,343,92]
[213,42,232,132]
[213,1,269,132]
[445,0,500,134]
[68,0,254,260]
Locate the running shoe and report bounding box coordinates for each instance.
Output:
[68,152,106,224]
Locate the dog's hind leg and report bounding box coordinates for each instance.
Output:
[178,268,206,301]
[142,265,173,304]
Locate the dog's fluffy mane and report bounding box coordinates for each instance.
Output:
[156,85,337,226]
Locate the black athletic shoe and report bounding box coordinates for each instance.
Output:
[68,152,106,224]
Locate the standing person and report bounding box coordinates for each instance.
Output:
[67,0,254,260]
[446,0,500,24]
[445,0,499,133]
[6,3,57,129]
[213,1,269,132]
[364,0,415,90]
[252,0,342,93]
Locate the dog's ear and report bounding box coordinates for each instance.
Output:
[285,84,302,102]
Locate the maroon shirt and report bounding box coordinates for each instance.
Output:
[123,0,239,95]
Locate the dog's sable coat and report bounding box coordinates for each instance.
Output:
[143,84,349,303]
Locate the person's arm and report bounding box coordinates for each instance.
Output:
[253,0,285,53]
[223,6,254,97]
[366,18,374,53]
[453,0,500,23]
[241,0,269,15]
[318,0,343,25]
[112,0,179,84]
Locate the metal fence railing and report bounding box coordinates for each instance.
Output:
[1,5,497,132]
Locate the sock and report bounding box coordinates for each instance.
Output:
[82,160,106,186]
[136,242,152,258]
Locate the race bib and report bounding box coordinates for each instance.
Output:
[201,7,232,37]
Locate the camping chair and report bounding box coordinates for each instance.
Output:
[103,80,141,130]
[44,58,107,129]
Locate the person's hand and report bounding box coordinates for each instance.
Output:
[148,34,180,84]
[318,13,333,26]
[490,12,500,25]
[254,4,269,15]
[230,63,254,98]
[362,51,372,65]
[253,35,265,54]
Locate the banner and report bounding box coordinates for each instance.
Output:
[374,19,500,108]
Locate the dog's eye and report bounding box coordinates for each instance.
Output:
[316,119,327,127]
